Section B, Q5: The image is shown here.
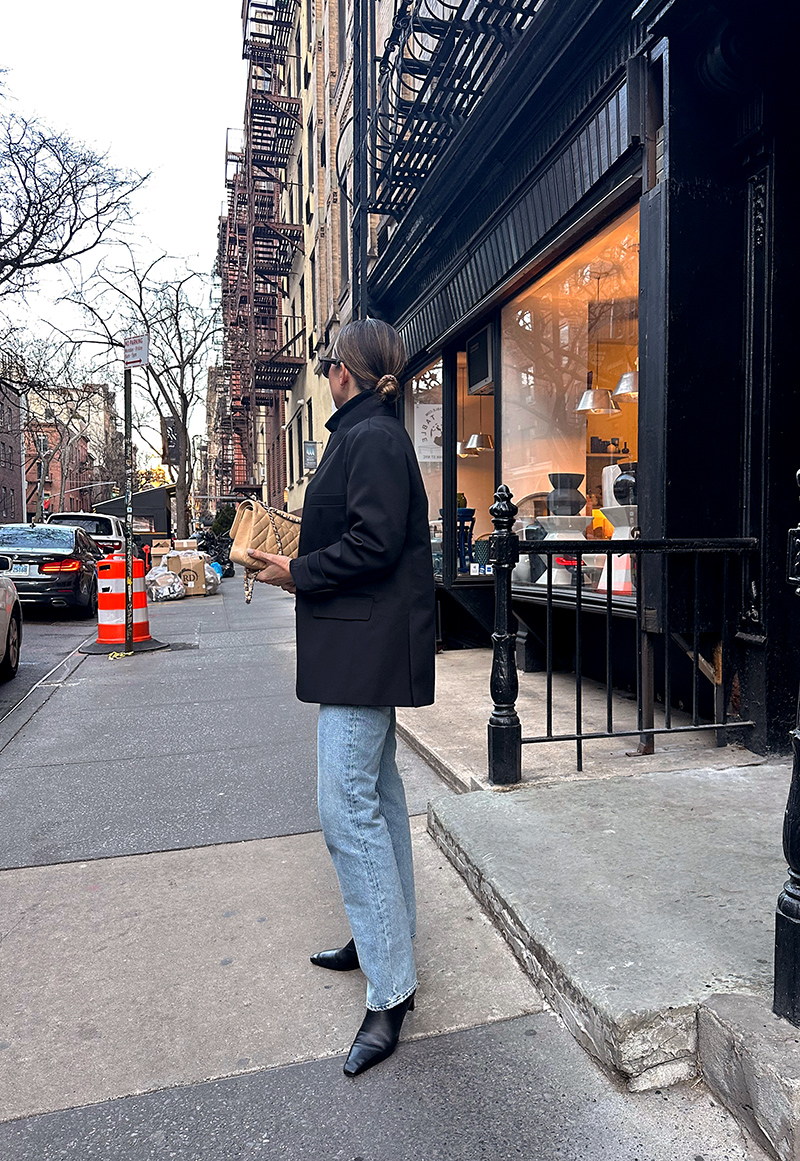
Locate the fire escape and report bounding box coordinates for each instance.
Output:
[217,0,304,501]
[349,0,537,312]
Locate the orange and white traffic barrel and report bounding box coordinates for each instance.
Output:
[81,554,168,655]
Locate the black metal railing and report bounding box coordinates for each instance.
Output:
[488,484,758,782]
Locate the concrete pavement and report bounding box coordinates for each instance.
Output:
[0,581,774,1158]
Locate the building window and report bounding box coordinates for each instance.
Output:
[307,118,315,191]
[407,360,443,575]
[306,0,314,49]
[288,424,295,485]
[340,194,350,286]
[306,400,313,442]
[296,415,304,480]
[338,0,347,70]
[310,251,318,330]
[295,26,301,94]
[501,204,640,592]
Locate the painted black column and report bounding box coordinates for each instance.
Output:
[488,484,521,785]
[774,479,800,1024]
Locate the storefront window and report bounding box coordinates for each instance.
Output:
[407,359,443,573]
[456,350,494,575]
[501,206,639,593]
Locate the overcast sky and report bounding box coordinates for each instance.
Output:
[2,1,248,272]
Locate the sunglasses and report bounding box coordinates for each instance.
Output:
[319,357,342,379]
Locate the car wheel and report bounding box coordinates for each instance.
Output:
[78,582,98,620]
[0,610,21,681]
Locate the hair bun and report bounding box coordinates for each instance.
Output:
[375,374,400,399]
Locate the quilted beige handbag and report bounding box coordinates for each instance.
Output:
[228,500,302,603]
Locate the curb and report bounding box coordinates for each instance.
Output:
[0,648,90,755]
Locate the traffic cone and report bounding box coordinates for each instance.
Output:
[81,554,168,654]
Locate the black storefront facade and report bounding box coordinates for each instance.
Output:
[362,0,794,756]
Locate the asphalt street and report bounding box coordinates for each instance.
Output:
[0,606,95,718]
[0,583,770,1160]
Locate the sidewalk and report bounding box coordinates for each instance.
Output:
[0,588,788,1158]
[0,586,541,1125]
[397,647,799,1161]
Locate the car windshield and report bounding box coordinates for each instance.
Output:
[0,525,75,550]
[49,515,114,536]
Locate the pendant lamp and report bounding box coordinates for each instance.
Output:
[457,369,479,457]
[612,370,639,399]
[465,392,494,451]
[575,270,621,416]
[575,371,621,415]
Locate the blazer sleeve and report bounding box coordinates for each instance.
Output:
[289,423,411,594]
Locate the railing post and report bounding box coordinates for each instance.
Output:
[488,484,521,785]
[774,474,800,1023]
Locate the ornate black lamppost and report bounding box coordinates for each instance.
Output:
[774,470,800,1024]
[488,484,522,785]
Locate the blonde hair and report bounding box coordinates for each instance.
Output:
[333,318,406,400]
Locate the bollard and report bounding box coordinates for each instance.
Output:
[487,484,522,785]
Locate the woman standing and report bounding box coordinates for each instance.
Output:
[249,318,436,1077]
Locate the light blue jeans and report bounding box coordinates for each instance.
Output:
[317,705,417,1010]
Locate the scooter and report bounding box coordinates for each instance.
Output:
[195,528,235,578]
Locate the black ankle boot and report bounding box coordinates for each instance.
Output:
[343,991,416,1077]
[310,937,360,972]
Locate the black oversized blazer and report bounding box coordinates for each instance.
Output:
[289,390,436,707]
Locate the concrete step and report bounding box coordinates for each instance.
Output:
[427,763,790,1095]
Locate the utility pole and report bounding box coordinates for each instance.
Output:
[123,336,148,654]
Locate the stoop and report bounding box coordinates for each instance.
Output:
[427,764,790,1092]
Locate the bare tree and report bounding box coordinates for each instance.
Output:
[0,333,108,519]
[70,254,219,537]
[0,110,147,300]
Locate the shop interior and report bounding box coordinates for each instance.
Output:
[500,205,640,595]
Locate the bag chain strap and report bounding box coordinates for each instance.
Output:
[243,507,285,604]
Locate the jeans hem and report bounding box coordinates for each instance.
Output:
[366,980,417,1013]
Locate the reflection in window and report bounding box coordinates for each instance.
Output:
[456,351,494,573]
[407,360,443,573]
[501,206,639,594]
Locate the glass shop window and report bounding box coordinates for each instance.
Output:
[455,349,495,576]
[501,205,639,594]
[406,360,443,575]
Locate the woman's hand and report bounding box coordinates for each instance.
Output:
[248,550,295,590]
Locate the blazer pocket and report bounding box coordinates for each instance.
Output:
[311,596,373,621]
[308,492,346,506]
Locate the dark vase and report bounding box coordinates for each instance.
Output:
[547,473,586,516]
[613,462,638,506]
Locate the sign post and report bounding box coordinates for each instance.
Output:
[123,335,149,653]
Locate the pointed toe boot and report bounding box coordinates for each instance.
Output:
[343,991,416,1077]
[310,937,360,972]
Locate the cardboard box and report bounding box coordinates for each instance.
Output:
[168,552,206,596]
[150,538,172,557]
[173,538,198,551]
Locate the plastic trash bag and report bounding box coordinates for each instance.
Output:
[204,563,220,595]
[146,566,186,602]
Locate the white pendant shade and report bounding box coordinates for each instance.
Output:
[575,389,621,415]
[612,371,639,399]
[464,432,495,450]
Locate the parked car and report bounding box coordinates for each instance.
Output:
[46,511,129,557]
[0,555,22,680]
[0,524,100,617]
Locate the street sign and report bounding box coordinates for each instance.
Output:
[124,334,149,368]
[303,440,318,471]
